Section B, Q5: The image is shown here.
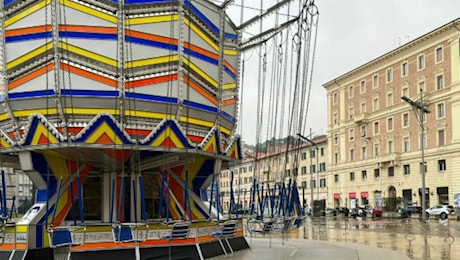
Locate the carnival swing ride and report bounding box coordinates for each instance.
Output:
[0,0,319,259]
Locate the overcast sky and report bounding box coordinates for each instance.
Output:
[221,0,460,145]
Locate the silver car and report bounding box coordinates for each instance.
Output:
[425,205,450,219]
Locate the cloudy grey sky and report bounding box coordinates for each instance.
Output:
[221,0,460,145]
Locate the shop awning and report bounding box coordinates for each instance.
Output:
[333,193,341,199]
[349,192,356,199]
[360,192,368,198]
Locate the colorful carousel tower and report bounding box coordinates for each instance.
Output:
[0,0,244,259]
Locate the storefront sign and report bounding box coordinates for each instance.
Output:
[333,193,341,199]
[349,192,356,199]
[361,191,368,198]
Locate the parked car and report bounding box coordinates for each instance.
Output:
[425,205,451,219]
[321,208,337,216]
[400,205,422,218]
[335,207,349,215]
[372,207,384,217]
[350,207,367,218]
[359,205,373,215]
[447,205,454,214]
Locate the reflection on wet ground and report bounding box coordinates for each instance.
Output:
[278,216,459,260]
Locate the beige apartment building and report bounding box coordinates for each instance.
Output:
[323,18,460,210]
[222,137,329,212]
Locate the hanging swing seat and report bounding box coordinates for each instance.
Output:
[273,217,292,232]
[162,222,190,241]
[48,226,85,248]
[291,216,304,229]
[248,219,274,236]
[112,223,148,243]
[212,220,238,255]
[212,220,237,240]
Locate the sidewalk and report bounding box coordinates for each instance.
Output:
[211,237,411,260]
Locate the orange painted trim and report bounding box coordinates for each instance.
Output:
[5,25,117,37]
[59,25,117,34]
[139,237,198,246]
[183,42,218,60]
[66,127,84,134]
[60,63,118,87]
[0,243,27,250]
[188,135,204,143]
[72,241,135,250]
[125,128,151,137]
[72,237,200,251]
[9,64,54,90]
[222,98,236,106]
[5,25,52,37]
[194,235,218,243]
[183,76,217,106]
[223,60,237,76]
[126,30,178,45]
[126,74,178,88]
[184,42,237,76]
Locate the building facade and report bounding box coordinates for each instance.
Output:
[0,167,34,215]
[323,19,460,210]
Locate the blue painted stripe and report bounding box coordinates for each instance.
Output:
[183,49,237,80]
[8,89,54,99]
[183,100,235,122]
[184,0,238,40]
[125,92,178,104]
[5,32,52,43]
[221,111,235,123]
[61,89,119,97]
[126,36,178,51]
[36,190,48,203]
[110,0,178,3]
[4,0,14,7]
[223,66,236,79]
[59,32,118,40]
[183,100,217,113]
[125,0,177,3]
[183,48,217,66]
[36,224,43,248]
[224,32,238,41]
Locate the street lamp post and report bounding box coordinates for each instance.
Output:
[298,132,316,217]
[316,147,320,203]
[402,89,430,222]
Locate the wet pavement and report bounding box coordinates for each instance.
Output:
[212,216,459,260]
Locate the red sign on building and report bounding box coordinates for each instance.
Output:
[361,192,368,198]
[349,192,356,199]
[333,193,341,199]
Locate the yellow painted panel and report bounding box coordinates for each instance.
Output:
[183,58,218,88]
[5,0,51,27]
[127,14,179,25]
[179,116,214,128]
[126,55,178,68]
[16,225,28,233]
[0,138,11,148]
[30,123,59,145]
[7,42,53,70]
[13,108,58,117]
[219,125,231,135]
[151,129,185,148]
[86,121,124,145]
[0,113,8,121]
[60,0,117,23]
[60,43,117,67]
[223,83,236,90]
